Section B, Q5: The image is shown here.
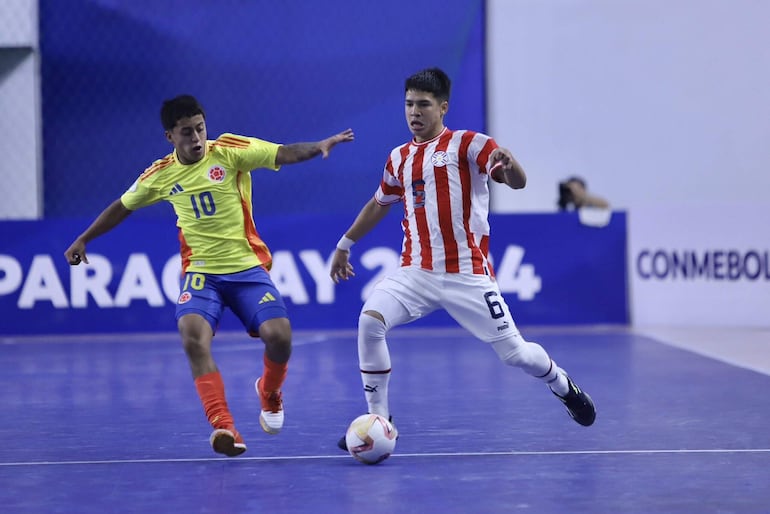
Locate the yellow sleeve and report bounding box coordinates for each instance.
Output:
[120,162,167,210]
[214,133,281,172]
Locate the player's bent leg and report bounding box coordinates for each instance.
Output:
[490,335,595,427]
[490,333,555,378]
[179,314,247,455]
[254,317,291,434]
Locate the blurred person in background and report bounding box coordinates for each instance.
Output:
[557,176,609,210]
[64,94,354,457]
[329,68,596,452]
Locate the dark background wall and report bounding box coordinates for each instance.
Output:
[40,0,486,219]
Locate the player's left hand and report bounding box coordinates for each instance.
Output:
[330,249,355,283]
[490,148,514,170]
[320,128,355,158]
[488,147,525,188]
[489,148,512,183]
[64,239,89,265]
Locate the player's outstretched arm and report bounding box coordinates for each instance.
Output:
[330,198,391,284]
[64,199,133,265]
[276,128,355,165]
[488,147,527,189]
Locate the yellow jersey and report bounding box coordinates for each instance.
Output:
[121,133,280,273]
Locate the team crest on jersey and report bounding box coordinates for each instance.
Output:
[431,151,449,167]
[207,165,226,183]
[177,292,192,304]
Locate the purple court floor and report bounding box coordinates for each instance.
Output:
[1,326,768,513]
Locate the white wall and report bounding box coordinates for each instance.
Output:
[487,0,770,213]
[0,0,41,219]
[487,0,770,327]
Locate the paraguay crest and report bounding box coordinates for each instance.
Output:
[178,292,192,304]
[208,165,226,183]
[431,151,449,167]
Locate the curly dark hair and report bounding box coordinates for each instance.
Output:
[160,94,206,131]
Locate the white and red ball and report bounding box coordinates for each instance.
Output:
[345,414,397,465]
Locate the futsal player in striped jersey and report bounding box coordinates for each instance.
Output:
[330,68,595,449]
[65,95,354,457]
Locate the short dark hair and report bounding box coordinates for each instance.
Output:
[405,68,451,102]
[565,176,586,189]
[557,176,587,211]
[160,94,205,130]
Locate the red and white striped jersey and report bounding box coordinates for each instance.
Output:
[374,127,500,275]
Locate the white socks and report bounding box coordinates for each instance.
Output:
[358,313,392,417]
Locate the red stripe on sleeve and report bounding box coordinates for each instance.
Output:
[476,137,499,174]
[140,155,174,182]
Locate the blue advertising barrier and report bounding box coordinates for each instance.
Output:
[0,211,627,336]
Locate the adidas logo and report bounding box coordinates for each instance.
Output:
[169,183,185,195]
[259,292,276,304]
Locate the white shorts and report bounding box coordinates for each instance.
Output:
[362,267,520,342]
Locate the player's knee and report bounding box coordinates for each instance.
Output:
[359,311,386,341]
[492,336,551,377]
[491,335,528,367]
[178,314,213,360]
[258,317,292,349]
[181,333,211,361]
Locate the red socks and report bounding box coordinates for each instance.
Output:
[195,357,286,428]
[194,371,234,429]
[261,354,288,393]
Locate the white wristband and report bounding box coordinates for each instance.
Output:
[336,235,355,251]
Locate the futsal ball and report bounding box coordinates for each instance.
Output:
[345,414,397,465]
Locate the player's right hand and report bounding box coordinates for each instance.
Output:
[320,128,355,158]
[330,249,355,283]
[64,240,89,265]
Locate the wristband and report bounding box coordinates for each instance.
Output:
[336,235,355,251]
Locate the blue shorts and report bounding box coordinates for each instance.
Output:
[175,266,288,335]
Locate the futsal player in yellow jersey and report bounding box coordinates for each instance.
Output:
[64,95,354,457]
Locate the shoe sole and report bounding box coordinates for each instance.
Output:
[210,429,247,457]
